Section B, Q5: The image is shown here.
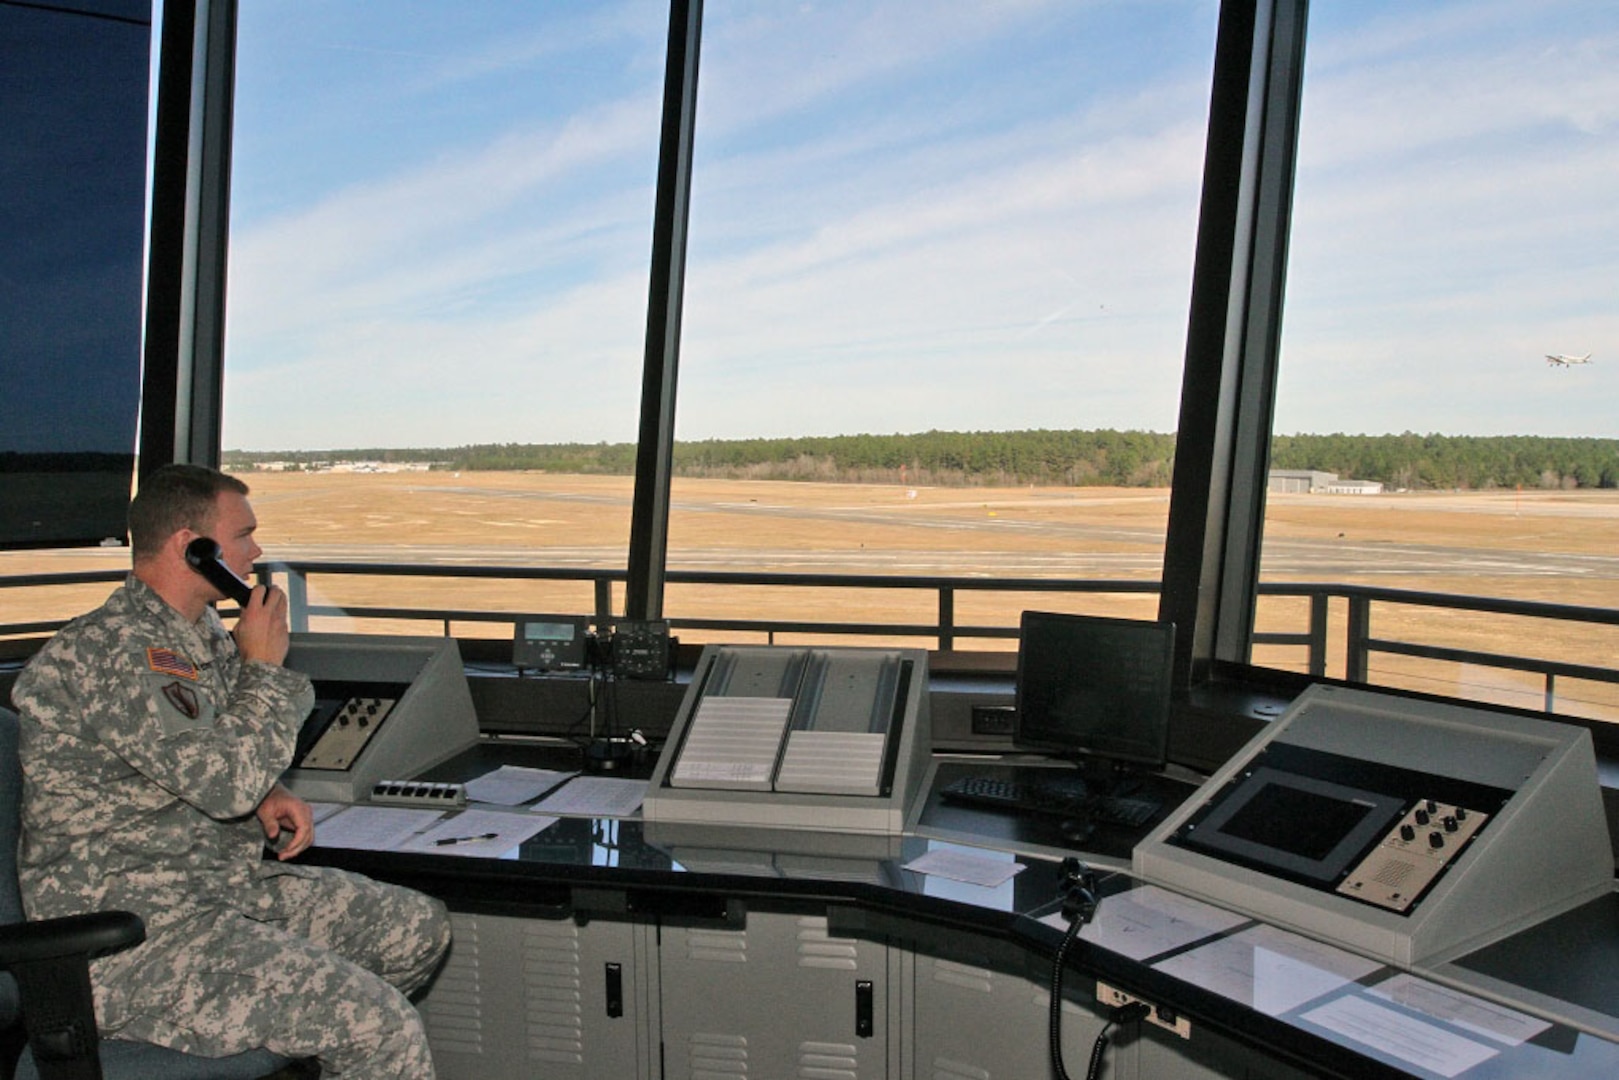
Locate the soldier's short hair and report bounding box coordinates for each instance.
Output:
[128,464,250,560]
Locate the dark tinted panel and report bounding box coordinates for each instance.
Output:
[0,2,149,547]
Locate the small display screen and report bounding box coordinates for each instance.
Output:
[1181,767,1406,886]
[1218,783,1376,862]
[512,615,589,670]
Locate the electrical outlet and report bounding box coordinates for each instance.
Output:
[1095,980,1191,1039]
[970,703,1016,735]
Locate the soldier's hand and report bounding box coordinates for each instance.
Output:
[258,783,314,860]
[233,584,290,666]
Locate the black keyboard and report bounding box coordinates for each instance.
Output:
[940,774,1091,815]
[941,775,1163,828]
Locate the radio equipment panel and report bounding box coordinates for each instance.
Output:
[281,634,479,804]
[1136,684,1612,967]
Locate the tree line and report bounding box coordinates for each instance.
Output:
[1269,433,1619,491]
[222,429,1619,491]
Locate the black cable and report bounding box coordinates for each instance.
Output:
[1085,1019,1113,1080]
[1049,914,1086,1080]
[1084,1003,1150,1080]
[1049,861,1148,1080]
[560,667,602,747]
[1049,859,1099,1080]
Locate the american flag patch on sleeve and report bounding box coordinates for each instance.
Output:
[146,647,199,681]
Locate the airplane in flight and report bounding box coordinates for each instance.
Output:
[1545,353,1593,367]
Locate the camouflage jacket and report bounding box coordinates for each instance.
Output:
[11,574,315,935]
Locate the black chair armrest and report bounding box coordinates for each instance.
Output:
[0,910,145,967]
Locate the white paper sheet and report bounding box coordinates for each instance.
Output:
[904,847,1026,888]
[1303,993,1500,1078]
[533,776,648,818]
[1370,974,1551,1047]
[394,809,557,857]
[464,764,577,806]
[307,801,348,824]
[1038,884,1248,961]
[314,805,445,851]
[1154,923,1382,1015]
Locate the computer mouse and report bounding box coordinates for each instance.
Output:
[1059,818,1096,846]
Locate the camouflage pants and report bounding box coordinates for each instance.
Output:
[93,866,450,1079]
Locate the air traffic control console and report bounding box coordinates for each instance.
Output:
[1135,683,1613,967]
[643,645,931,835]
[280,633,480,804]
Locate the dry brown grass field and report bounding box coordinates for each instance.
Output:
[7,471,1619,721]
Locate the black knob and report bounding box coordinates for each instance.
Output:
[1400,824,1416,842]
[1428,832,1446,849]
[1443,816,1458,832]
[1414,809,1430,826]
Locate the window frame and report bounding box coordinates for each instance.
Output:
[141,0,1319,706]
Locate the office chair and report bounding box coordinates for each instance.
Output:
[0,706,299,1080]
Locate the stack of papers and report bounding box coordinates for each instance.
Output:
[313,805,553,857]
[309,762,651,857]
[668,697,793,790]
[464,765,576,806]
[532,776,648,818]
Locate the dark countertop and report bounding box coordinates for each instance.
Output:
[300,740,1619,1080]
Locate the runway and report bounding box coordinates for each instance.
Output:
[231,472,1619,601]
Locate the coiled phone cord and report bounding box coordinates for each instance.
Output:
[1049,859,1150,1080]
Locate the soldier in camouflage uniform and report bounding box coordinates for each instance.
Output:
[10,464,450,1078]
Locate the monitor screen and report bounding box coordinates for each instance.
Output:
[1014,611,1174,768]
[1176,767,1407,886]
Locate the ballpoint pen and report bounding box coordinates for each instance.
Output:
[433,832,501,846]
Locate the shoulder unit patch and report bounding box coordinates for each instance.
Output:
[161,681,202,720]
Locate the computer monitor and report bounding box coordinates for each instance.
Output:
[1014,611,1174,773]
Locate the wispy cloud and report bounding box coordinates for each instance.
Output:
[222,1,1616,450]
[1275,4,1619,436]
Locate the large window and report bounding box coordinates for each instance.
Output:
[1257,1,1619,719]
[670,0,1218,647]
[222,1,668,634]
[20,0,1619,738]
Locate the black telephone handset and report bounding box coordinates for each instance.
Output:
[184,537,255,606]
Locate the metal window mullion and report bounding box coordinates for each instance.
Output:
[1159,0,1310,688]
[1212,0,1309,666]
[625,0,703,622]
[140,0,238,475]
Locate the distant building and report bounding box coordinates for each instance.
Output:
[1268,469,1334,494]
[1319,478,1383,495]
[327,461,434,473]
[1268,469,1383,495]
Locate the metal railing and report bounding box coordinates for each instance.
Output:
[265,561,1161,648]
[1253,582,1619,714]
[7,562,1619,717]
[0,569,127,637]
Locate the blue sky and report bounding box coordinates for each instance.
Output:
[217,0,1617,451]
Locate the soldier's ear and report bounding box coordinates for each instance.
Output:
[167,525,200,563]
